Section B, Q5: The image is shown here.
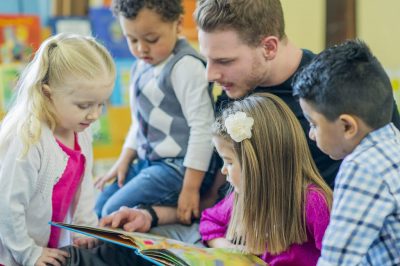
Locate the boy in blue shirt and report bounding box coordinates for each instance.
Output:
[293,39,400,265]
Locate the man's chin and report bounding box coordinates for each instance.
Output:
[224,89,247,100]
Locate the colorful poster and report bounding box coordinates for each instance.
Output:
[0,15,41,63]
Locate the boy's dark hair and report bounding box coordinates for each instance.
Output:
[293,39,393,129]
[112,0,183,21]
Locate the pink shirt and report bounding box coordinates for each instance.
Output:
[48,135,85,248]
[199,186,331,266]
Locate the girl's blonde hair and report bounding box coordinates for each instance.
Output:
[0,33,116,155]
[212,93,332,255]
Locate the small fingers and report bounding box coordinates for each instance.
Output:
[117,172,127,188]
[47,249,69,266]
[94,176,106,190]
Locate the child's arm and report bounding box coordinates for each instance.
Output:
[95,116,138,190]
[0,142,47,265]
[304,187,331,250]
[178,168,206,223]
[199,194,234,245]
[171,56,215,224]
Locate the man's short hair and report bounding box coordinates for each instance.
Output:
[195,0,285,46]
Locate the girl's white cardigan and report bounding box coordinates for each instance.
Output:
[0,125,98,266]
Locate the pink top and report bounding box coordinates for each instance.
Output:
[199,186,330,266]
[48,134,85,248]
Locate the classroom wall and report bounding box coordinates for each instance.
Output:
[357,0,400,69]
[281,0,326,54]
[357,0,400,104]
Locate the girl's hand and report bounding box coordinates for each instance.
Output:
[207,237,237,248]
[94,162,123,190]
[34,247,69,266]
[94,148,136,190]
[73,237,100,249]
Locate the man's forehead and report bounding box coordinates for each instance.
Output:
[198,30,244,58]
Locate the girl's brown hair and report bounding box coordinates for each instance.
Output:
[212,93,332,254]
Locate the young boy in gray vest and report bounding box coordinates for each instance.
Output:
[94,0,216,226]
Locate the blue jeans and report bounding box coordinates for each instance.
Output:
[95,157,216,218]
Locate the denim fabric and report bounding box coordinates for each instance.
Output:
[95,156,216,218]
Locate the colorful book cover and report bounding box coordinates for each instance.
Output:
[50,222,267,266]
[0,15,41,63]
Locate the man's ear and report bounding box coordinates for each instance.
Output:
[260,36,279,60]
[339,114,358,140]
[42,84,52,99]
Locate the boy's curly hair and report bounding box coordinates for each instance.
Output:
[112,0,183,22]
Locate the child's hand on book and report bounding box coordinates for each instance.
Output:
[99,206,152,233]
[207,237,238,249]
[73,236,100,249]
[35,247,69,266]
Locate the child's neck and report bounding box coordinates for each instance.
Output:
[54,129,75,149]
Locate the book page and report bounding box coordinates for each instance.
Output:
[50,222,267,266]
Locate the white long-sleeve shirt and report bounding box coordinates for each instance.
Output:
[0,125,98,266]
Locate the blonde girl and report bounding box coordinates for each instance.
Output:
[0,33,116,266]
[200,93,333,266]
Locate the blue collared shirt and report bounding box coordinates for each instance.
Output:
[318,123,400,266]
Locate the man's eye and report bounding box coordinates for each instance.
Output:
[219,60,232,65]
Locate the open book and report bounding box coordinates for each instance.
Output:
[50,222,267,266]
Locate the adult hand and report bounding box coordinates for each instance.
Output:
[99,206,152,233]
[34,247,69,266]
